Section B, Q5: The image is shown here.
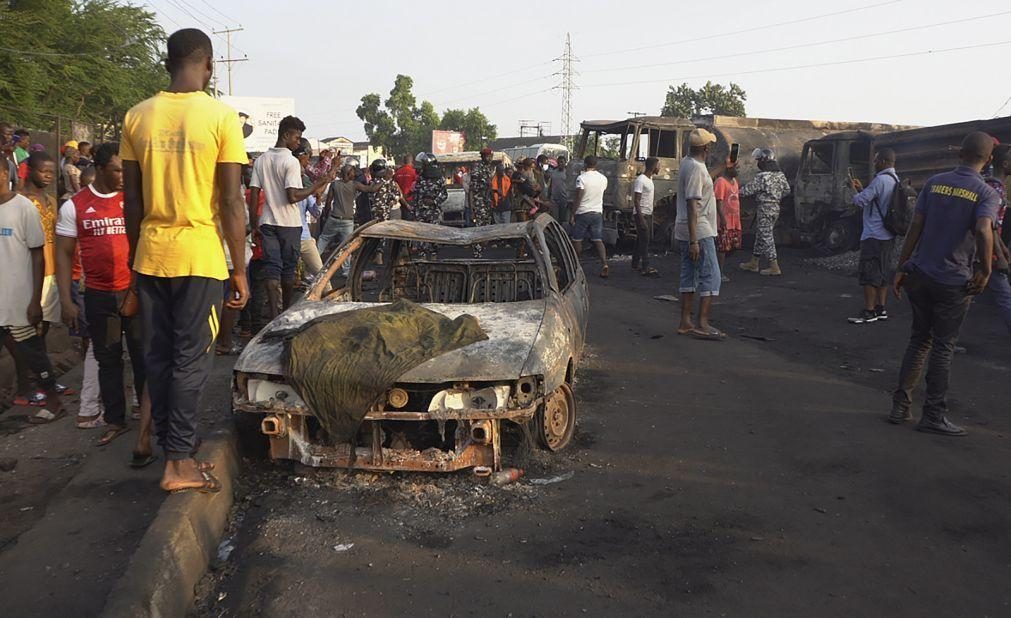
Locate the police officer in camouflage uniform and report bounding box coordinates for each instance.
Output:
[413,152,448,258]
[469,147,496,257]
[368,159,407,264]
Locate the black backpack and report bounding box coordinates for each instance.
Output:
[873,171,916,236]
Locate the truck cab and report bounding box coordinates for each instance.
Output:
[793,132,875,252]
[572,117,696,244]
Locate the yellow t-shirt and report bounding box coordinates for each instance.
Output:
[121,91,247,280]
[27,193,57,277]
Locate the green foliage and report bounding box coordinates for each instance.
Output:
[0,0,167,136]
[439,107,496,151]
[357,76,496,159]
[661,81,747,118]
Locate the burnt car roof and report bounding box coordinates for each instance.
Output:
[358,217,552,245]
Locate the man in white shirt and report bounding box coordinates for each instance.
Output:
[633,156,659,276]
[675,129,724,340]
[249,115,335,317]
[569,155,609,278]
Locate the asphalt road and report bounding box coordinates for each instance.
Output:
[193,249,1011,617]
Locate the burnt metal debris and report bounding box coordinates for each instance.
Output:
[233,215,589,472]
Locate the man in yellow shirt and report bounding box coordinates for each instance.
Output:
[122,28,248,494]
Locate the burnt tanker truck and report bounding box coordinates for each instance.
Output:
[569,115,910,247]
[793,116,1011,251]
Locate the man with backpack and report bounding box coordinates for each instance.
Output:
[848,148,900,324]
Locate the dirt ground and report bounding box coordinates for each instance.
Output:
[191,247,1011,617]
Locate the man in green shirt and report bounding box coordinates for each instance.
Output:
[13,129,29,165]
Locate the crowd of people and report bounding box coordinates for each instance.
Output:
[2,28,1009,496]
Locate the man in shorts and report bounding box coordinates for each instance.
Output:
[569,155,609,278]
[848,148,898,324]
[675,129,723,340]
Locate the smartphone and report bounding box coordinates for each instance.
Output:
[729,143,740,163]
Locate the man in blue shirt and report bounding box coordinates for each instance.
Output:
[889,132,1000,435]
[848,148,898,324]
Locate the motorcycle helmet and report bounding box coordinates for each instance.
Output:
[369,158,388,175]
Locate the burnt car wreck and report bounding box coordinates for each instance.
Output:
[232,215,589,472]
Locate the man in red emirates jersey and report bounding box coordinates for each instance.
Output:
[55,143,144,447]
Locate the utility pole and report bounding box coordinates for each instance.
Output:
[212,27,248,96]
[554,33,578,149]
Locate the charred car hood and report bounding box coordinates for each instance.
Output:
[234,300,547,383]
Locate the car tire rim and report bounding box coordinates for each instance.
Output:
[541,384,575,451]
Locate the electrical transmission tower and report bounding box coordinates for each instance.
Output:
[554,33,578,148]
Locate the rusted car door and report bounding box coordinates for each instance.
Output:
[540,221,587,363]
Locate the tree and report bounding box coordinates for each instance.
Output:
[357,76,497,159]
[0,0,166,137]
[660,81,747,118]
[357,75,439,160]
[439,107,497,150]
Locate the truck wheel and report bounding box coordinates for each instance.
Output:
[535,383,576,452]
[821,216,861,254]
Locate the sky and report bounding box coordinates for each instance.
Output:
[143,0,1011,141]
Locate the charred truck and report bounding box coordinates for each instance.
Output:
[794,117,1011,252]
[570,115,907,247]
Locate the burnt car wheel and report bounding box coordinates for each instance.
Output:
[535,383,576,451]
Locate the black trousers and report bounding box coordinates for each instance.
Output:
[892,269,971,419]
[137,275,222,461]
[633,215,653,270]
[1,325,55,390]
[83,289,145,426]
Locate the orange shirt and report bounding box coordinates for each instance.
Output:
[491,174,511,209]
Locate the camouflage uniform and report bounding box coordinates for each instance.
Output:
[413,177,448,224]
[740,171,791,261]
[369,178,401,221]
[469,160,496,257]
[413,177,448,258]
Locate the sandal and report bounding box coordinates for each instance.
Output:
[13,392,47,407]
[97,425,132,446]
[599,265,609,279]
[130,452,158,469]
[215,343,243,356]
[55,384,76,395]
[641,267,660,278]
[77,415,107,429]
[690,328,727,341]
[168,470,222,495]
[29,408,66,424]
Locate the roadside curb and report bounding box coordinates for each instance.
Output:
[101,424,240,618]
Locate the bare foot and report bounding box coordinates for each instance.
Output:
[160,458,214,492]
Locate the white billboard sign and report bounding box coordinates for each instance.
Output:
[219,96,296,153]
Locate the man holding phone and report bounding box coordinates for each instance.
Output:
[888,132,999,435]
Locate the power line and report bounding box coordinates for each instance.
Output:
[175,0,228,29]
[435,74,554,107]
[155,0,248,55]
[581,0,904,59]
[581,9,1011,75]
[198,0,235,24]
[992,95,1011,118]
[580,39,1011,89]
[419,61,554,98]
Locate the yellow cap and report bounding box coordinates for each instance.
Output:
[688,128,717,147]
[64,140,79,149]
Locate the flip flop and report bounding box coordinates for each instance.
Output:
[641,268,661,278]
[677,327,695,336]
[215,343,243,356]
[28,408,66,424]
[55,384,76,395]
[13,392,47,407]
[599,265,610,279]
[168,470,222,495]
[130,452,158,469]
[77,416,107,429]
[690,328,727,341]
[97,425,132,446]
